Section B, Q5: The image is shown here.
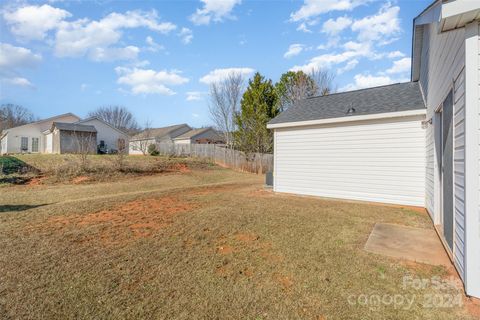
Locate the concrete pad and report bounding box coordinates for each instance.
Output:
[364,223,451,267]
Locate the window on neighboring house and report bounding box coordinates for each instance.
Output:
[32,137,39,153]
[20,137,28,152]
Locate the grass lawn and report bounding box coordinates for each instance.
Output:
[0,161,476,319]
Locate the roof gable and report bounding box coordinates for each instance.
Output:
[2,112,81,132]
[76,117,129,136]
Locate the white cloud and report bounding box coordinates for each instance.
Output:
[3,77,33,87]
[351,4,401,42]
[290,0,368,22]
[0,43,42,69]
[291,41,371,72]
[190,0,241,25]
[3,4,71,41]
[88,46,140,62]
[179,27,193,44]
[341,73,409,91]
[284,44,304,59]
[199,67,254,84]
[386,57,411,74]
[297,22,312,33]
[387,51,405,58]
[322,16,352,35]
[145,36,164,52]
[0,43,41,87]
[54,10,176,59]
[80,83,88,91]
[186,91,206,101]
[115,67,189,95]
[337,59,358,74]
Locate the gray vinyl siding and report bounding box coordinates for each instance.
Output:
[419,22,466,280]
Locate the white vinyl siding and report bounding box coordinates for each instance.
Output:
[454,68,466,278]
[274,115,426,206]
[418,22,466,280]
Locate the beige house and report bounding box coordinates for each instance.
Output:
[173,127,224,145]
[129,123,191,154]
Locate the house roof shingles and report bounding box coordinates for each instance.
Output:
[131,124,189,141]
[53,122,97,133]
[173,128,214,140]
[268,82,425,125]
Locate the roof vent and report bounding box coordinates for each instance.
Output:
[346,107,356,115]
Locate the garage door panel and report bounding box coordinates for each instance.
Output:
[274,116,426,206]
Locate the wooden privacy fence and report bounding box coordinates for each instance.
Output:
[156,143,273,174]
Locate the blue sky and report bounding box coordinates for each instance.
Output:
[0,0,431,128]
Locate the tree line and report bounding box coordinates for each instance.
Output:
[209,69,335,154]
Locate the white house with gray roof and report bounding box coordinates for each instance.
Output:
[268,0,480,298]
[0,113,129,154]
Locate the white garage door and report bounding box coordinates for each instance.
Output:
[273,115,426,206]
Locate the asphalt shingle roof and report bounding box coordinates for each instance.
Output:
[173,127,214,140]
[131,124,190,141]
[268,82,425,125]
[53,122,97,132]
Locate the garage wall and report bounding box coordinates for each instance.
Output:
[273,115,426,206]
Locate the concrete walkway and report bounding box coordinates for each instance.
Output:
[364,223,451,267]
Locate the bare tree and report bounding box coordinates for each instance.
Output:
[72,130,97,171]
[0,104,35,132]
[209,72,244,148]
[309,68,336,96]
[136,120,153,156]
[114,137,128,171]
[87,105,140,134]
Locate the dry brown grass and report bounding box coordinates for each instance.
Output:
[0,168,476,319]
[0,154,214,185]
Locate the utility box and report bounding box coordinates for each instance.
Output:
[265,171,273,187]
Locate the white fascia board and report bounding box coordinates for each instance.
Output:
[464,21,480,299]
[442,0,480,20]
[267,109,427,129]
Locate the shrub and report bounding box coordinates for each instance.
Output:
[148,144,159,156]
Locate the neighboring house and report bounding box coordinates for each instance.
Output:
[173,127,224,144]
[268,0,480,298]
[49,122,97,154]
[75,117,129,153]
[0,113,80,154]
[129,123,191,154]
[0,113,129,154]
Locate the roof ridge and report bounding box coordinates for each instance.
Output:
[305,82,416,100]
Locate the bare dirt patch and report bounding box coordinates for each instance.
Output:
[217,245,234,255]
[26,176,45,186]
[274,274,294,290]
[43,196,196,245]
[249,188,274,197]
[464,297,480,318]
[234,233,259,243]
[72,176,90,184]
